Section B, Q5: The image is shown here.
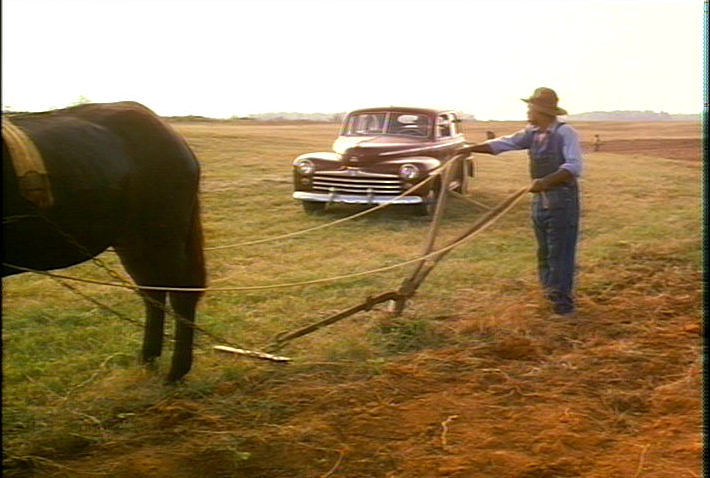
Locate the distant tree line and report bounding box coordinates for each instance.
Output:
[233,112,346,122]
[564,110,699,121]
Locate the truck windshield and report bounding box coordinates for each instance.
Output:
[342,112,432,137]
[386,113,431,137]
[342,113,387,135]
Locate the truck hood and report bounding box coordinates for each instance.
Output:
[333,135,426,153]
[332,135,464,166]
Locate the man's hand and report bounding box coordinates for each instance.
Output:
[530,168,574,192]
[529,178,547,192]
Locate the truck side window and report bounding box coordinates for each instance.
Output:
[437,114,452,137]
[450,114,459,135]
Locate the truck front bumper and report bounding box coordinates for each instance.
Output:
[293,191,423,205]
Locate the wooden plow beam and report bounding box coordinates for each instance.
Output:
[266,158,530,352]
[267,291,401,352]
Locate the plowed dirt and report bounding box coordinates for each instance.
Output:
[582,138,701,162]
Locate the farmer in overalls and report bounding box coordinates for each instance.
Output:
[463,87,583,316]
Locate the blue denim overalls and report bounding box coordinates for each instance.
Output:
[528,123,579,314]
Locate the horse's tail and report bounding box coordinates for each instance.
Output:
[186,194,207,292]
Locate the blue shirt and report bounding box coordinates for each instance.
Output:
[483,121,584,178]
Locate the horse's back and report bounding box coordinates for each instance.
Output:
[10,101,198,181]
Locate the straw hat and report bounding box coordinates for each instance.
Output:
[521,87,568,116]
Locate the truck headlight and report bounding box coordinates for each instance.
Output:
[295,159,315,176]
[398,164,420,180]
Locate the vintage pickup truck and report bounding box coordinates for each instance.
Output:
[292,106,474,215]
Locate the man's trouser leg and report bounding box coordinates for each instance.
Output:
[532,189,579,314]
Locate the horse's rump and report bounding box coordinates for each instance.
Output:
[3,101,206,381]
[2,101,205,286]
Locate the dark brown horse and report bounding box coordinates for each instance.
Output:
[2,101,206,382]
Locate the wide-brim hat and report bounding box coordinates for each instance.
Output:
[521,87,568,116]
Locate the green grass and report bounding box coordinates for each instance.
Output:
[1,122,701,476]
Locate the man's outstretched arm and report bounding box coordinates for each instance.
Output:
[460,143,494,155]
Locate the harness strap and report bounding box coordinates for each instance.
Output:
[2,116,54,208]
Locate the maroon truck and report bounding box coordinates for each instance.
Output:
[292,107,474,215]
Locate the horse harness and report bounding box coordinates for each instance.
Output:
[2,116,54,209]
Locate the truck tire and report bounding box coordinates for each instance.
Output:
[302,201,326,214]
[413,181,440,217]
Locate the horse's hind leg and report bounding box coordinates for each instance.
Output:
[114,246,171,371]
[115,193,205,382]
[166,291,201,382]
[141,290,167,366]
[116,241,204,382]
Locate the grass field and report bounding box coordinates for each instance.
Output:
[2,119,702,477]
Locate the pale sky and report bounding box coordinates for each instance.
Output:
[1,0,704,120]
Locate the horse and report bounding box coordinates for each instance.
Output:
[2,101,206,382]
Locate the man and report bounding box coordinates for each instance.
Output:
[463,87,583,316]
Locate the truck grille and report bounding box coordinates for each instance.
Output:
[312,171,403,195]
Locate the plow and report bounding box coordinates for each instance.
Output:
[260,174,530,353]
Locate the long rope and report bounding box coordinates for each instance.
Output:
[2,186,529,293]
[47,274,150,330]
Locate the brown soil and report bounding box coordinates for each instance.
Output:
[43,283,701,478]
[581,138,701,162]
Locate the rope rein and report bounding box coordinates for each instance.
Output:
[2,185,529,293]
[3,134,504,364]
